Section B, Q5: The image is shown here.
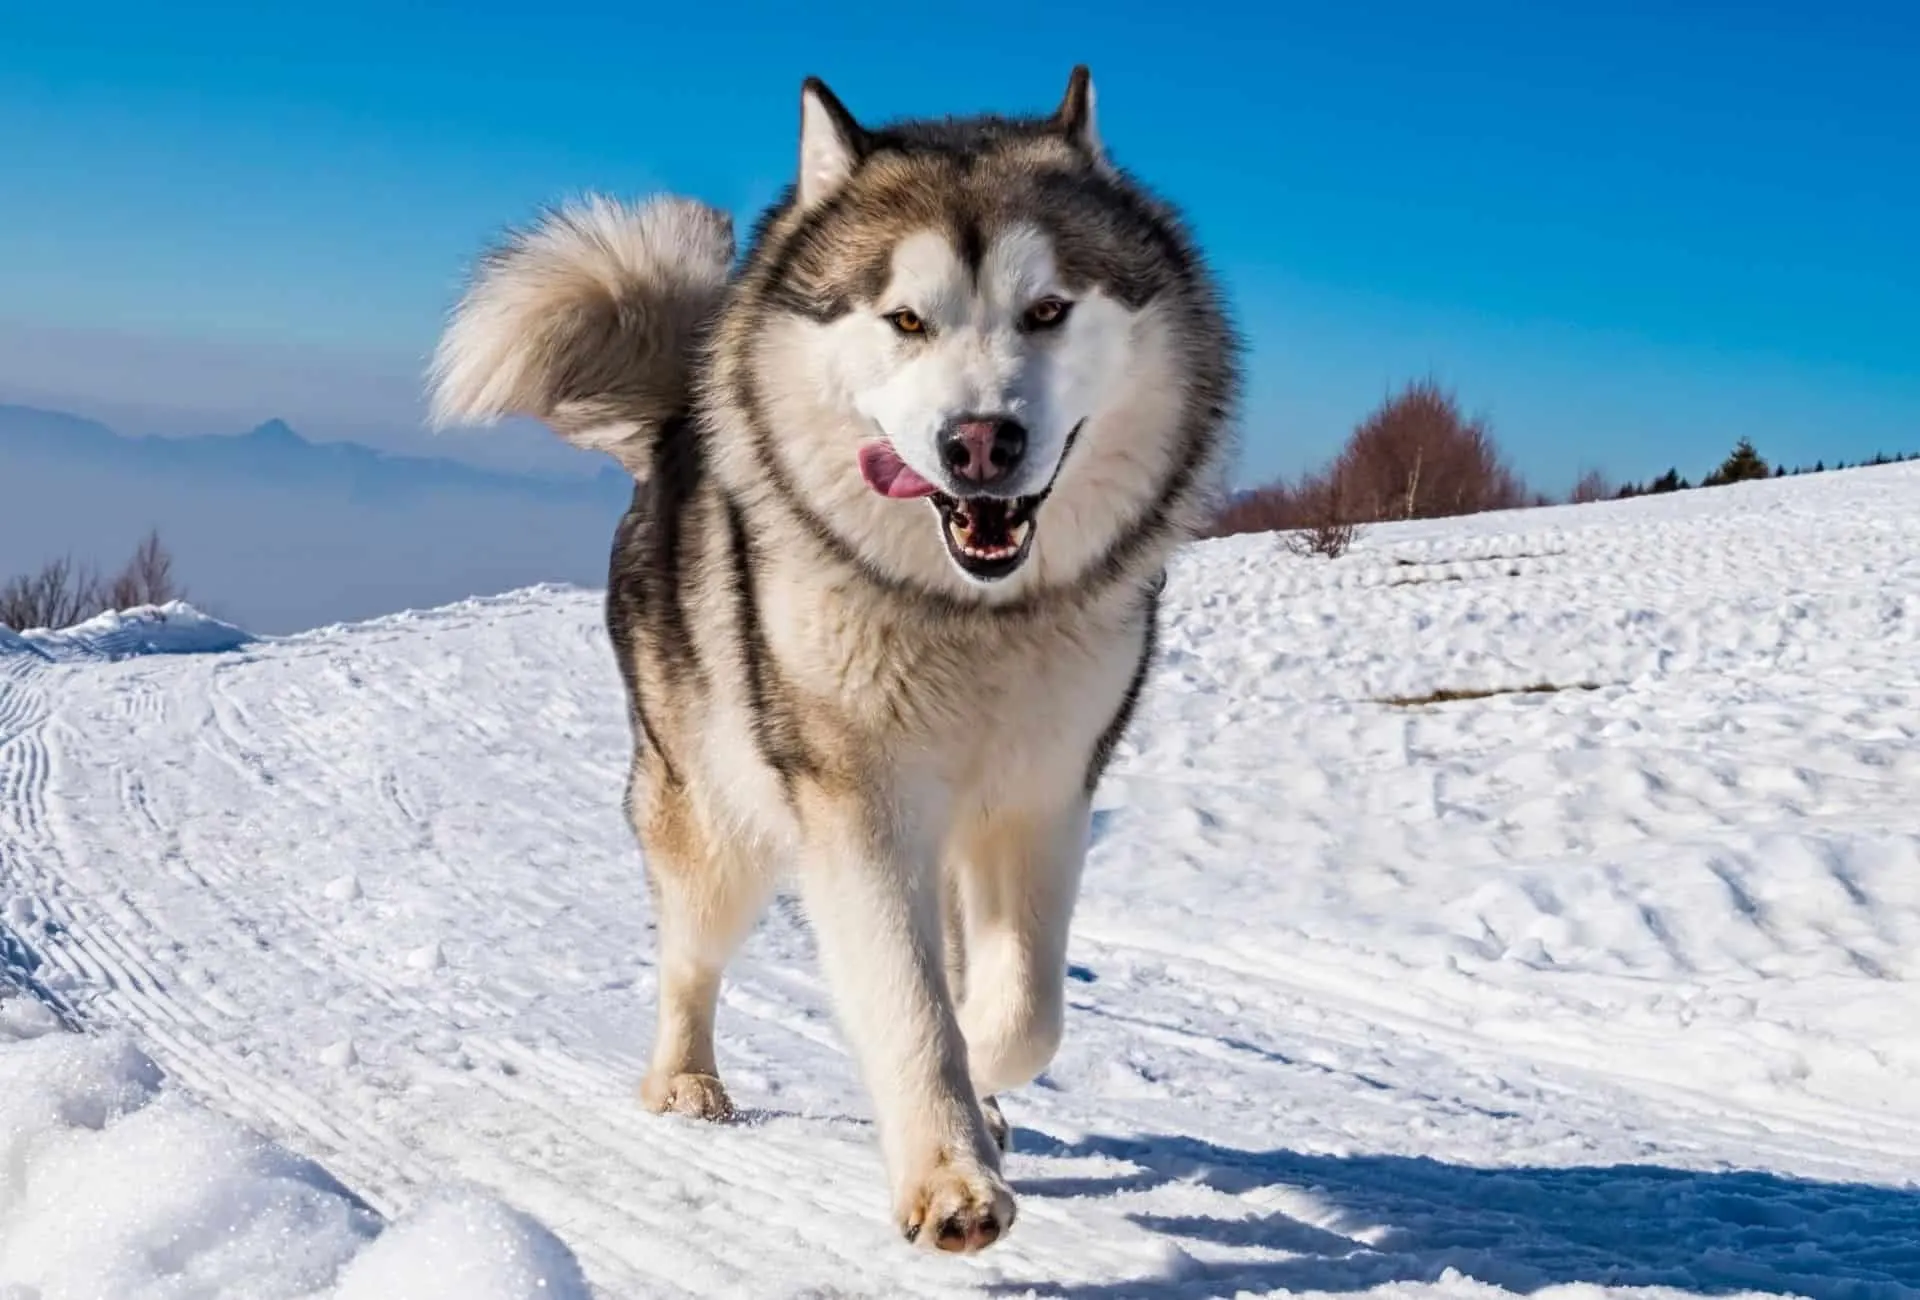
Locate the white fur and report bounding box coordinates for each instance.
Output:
[693,204,1209,1243]
[840,225,1096,502]
[628,506,1150,1247]
[798,86,857,211]
[742,224,1187,603]
[436,71,1233,1256]
[427,194,734,476]
[1076,79,1112,174]
[750,550,1140,1236]
[666,206,1209,1246]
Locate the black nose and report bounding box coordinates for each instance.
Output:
[937,416,1027,486]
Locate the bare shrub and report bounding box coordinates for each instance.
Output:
[1199,474,1363,557]
[1201,483,1302,539]
[1198,379,1535,545]
[1333,379,1530,521]
[0,555,104,632]
[108,528,182,609]
[1569,468,1612,504]
[0,531,186,631]
[1281,473,1363,559]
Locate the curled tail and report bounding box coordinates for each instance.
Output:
[428,194,734,478]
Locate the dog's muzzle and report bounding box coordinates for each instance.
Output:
[858,423,1081,584]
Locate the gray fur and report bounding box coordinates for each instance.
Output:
[430,67,1241,1253]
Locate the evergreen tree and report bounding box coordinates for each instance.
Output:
[1705,438,1770,486]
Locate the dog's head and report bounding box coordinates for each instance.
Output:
[718,68,1239,603]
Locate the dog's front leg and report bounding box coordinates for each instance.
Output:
[950,796,1089,1107]
[792,786,1013,1253]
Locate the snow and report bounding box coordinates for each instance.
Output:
[0,1014,589,1297]
[4,464,1920,1298]
[10,600,254,662]
[329,1193,592,1300]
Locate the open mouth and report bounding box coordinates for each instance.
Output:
[857,435,1074,584]
[929,492,1039,581]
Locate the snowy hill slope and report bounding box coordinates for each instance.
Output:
[4,464,1920,1298]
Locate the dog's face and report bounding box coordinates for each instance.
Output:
[822,218,1136,584]
[727,70,1236,603]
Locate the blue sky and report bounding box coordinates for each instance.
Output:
[2,0,1915,490]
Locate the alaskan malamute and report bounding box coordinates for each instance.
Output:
[430,66,1239,1253]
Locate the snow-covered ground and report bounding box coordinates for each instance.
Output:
[4,464,1919,1298]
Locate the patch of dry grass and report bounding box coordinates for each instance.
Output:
[1377,681,1604,707]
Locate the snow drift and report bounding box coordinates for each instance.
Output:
[0,1007,590,1298]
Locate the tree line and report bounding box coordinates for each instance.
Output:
[1206,380,1916,556]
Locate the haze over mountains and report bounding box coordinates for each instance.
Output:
[0,404,632,634]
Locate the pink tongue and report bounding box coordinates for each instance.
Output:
[858,442,939,499]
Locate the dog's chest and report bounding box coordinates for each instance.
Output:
[760,578,1141,758]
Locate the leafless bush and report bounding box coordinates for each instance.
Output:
[0,556,104,632]
[1201,483,1303,539]
[0,530,186,631]
[1333,379,1530,521]
[1568,468,1612,504]
[1198,379,1533,545]
[109,529,182,609]
[1280,473,1363,559]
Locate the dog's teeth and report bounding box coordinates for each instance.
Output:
[944,506,1035,567]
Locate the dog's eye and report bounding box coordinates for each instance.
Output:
[1023,297,1073,331]
[886,309,926,335]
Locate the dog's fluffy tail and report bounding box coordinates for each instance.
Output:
[428,194,734,478]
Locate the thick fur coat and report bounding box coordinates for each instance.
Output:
[429,67,1240,1253]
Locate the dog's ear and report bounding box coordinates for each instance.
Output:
[1052,65,1109,170]
[797,77,866,210]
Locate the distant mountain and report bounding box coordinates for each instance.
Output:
[0,406,635,635]
[0,405,634,506]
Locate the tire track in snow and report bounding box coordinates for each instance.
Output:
[0,655,74,1033]
[0,637,938,1296]
[0,658,54,845]
[4,636,1169,1296]
[1,653,444,1218]
[1073,919,1920,1172]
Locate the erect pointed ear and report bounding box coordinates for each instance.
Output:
[1052,65,1109,169]
[797,77,866,210]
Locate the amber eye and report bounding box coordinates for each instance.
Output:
[886,308,925,335]
[1023,297,1072,331]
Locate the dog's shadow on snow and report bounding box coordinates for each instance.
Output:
[998,1130,1920,1298]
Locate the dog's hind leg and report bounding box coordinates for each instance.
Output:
[792,783,1014,1253]
[949,797,1091,1123]
[634,765,774,1121]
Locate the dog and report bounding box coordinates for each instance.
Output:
[429,66,1239,1254]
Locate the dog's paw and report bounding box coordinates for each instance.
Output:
[640,1070,734,1121]
[981,1096,1011,1154]
[898,1160,1016,1254]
